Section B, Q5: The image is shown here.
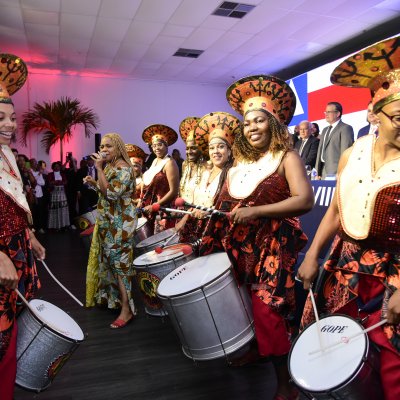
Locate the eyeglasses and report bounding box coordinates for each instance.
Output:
[324,110,338,114]
[380,109,400,128]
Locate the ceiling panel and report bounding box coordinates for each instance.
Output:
[60,13,97,39]
[134,0,182,23]
[99,0,141,19]
[21,8,59,25]
[21,0,61,12]
[61,0,101,16]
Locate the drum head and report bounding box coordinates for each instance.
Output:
[289,314,367,392]
[136,228,176,248]
[133,244,192,266]
[29,299,84,341]
[136,217,148,230]
[157,252,231,297]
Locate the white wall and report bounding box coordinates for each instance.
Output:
[12,72,238,165]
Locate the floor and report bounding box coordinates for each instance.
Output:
[13,230,297,400]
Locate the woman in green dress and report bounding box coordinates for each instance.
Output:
[85,133,138,329]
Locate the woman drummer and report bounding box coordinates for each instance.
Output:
[298,35,400,400]
[125,143,147,202]
[0,54,45,399]
[176,112,240,245]
[200,76,314,400]
[140,124,180,234]
[178,116,206,205]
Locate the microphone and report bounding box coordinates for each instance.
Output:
[174,198,230,218]
[151,203,192,215]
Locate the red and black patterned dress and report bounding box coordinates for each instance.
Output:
[301,135,400,400]
[200,154,307,356]
[0,190,40,393]
[142,169,176,233]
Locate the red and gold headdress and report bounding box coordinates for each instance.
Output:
[125,144,147,165]
[330,35,400,113]
[226,75,296,125]
[142,124,178,146]
[0,53,28,104]
[179,117,199,144]
[194,112,240,156]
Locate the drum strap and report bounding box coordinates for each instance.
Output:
[356,293,384,314]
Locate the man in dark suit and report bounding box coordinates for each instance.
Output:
[294,120,319,169]
[357,101,379,138]
[77,156,98,215]
[315,102,354,179]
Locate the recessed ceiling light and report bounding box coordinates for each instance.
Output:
[212,2,255,19]
[173,48,204,58]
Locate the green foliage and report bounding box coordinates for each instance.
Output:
[21,97,100,160]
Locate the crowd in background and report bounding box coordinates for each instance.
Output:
[13,99,377,235]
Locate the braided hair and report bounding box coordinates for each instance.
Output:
[233,110,292,162]
[103,133,134,168]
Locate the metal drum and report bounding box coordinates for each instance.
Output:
[16,299,84,392]
[135,228,178,256]
[289,314,383,400]
[133,243,194,316]
[74,208,98,230]
[133,217,152,246]
[157,252,254,361]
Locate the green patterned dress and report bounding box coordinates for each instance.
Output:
[86,165,137,310]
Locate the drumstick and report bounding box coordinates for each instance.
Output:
[151,203,192,215]
[175,198,230,218]
[39,260,84,307]
[155,231,179,254]
[15,289,72,336]
[309,287,325,352]
[309,318,388,356]
[16,288,32,309]
[15,288,49,325]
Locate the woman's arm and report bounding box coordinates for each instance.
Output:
[230,151,314,224]
[96,168,109,196]
[297,147,352,289]
[28,230,46,260]
[157,159,180,205]
[101,162,133,201]
[0,251,18,289]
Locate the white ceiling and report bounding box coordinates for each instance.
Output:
[0,0,399,85]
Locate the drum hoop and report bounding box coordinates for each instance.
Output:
[157,264,233,300]
[288,313,369,393]
[136,229,176,248]
[136,219,149,230]
[133,246,193,268]
[25,304,84,343]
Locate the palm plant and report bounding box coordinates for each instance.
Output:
[22,97,100,162]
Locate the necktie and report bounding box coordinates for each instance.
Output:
[299,140,306,156]
[321,125,332,162]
